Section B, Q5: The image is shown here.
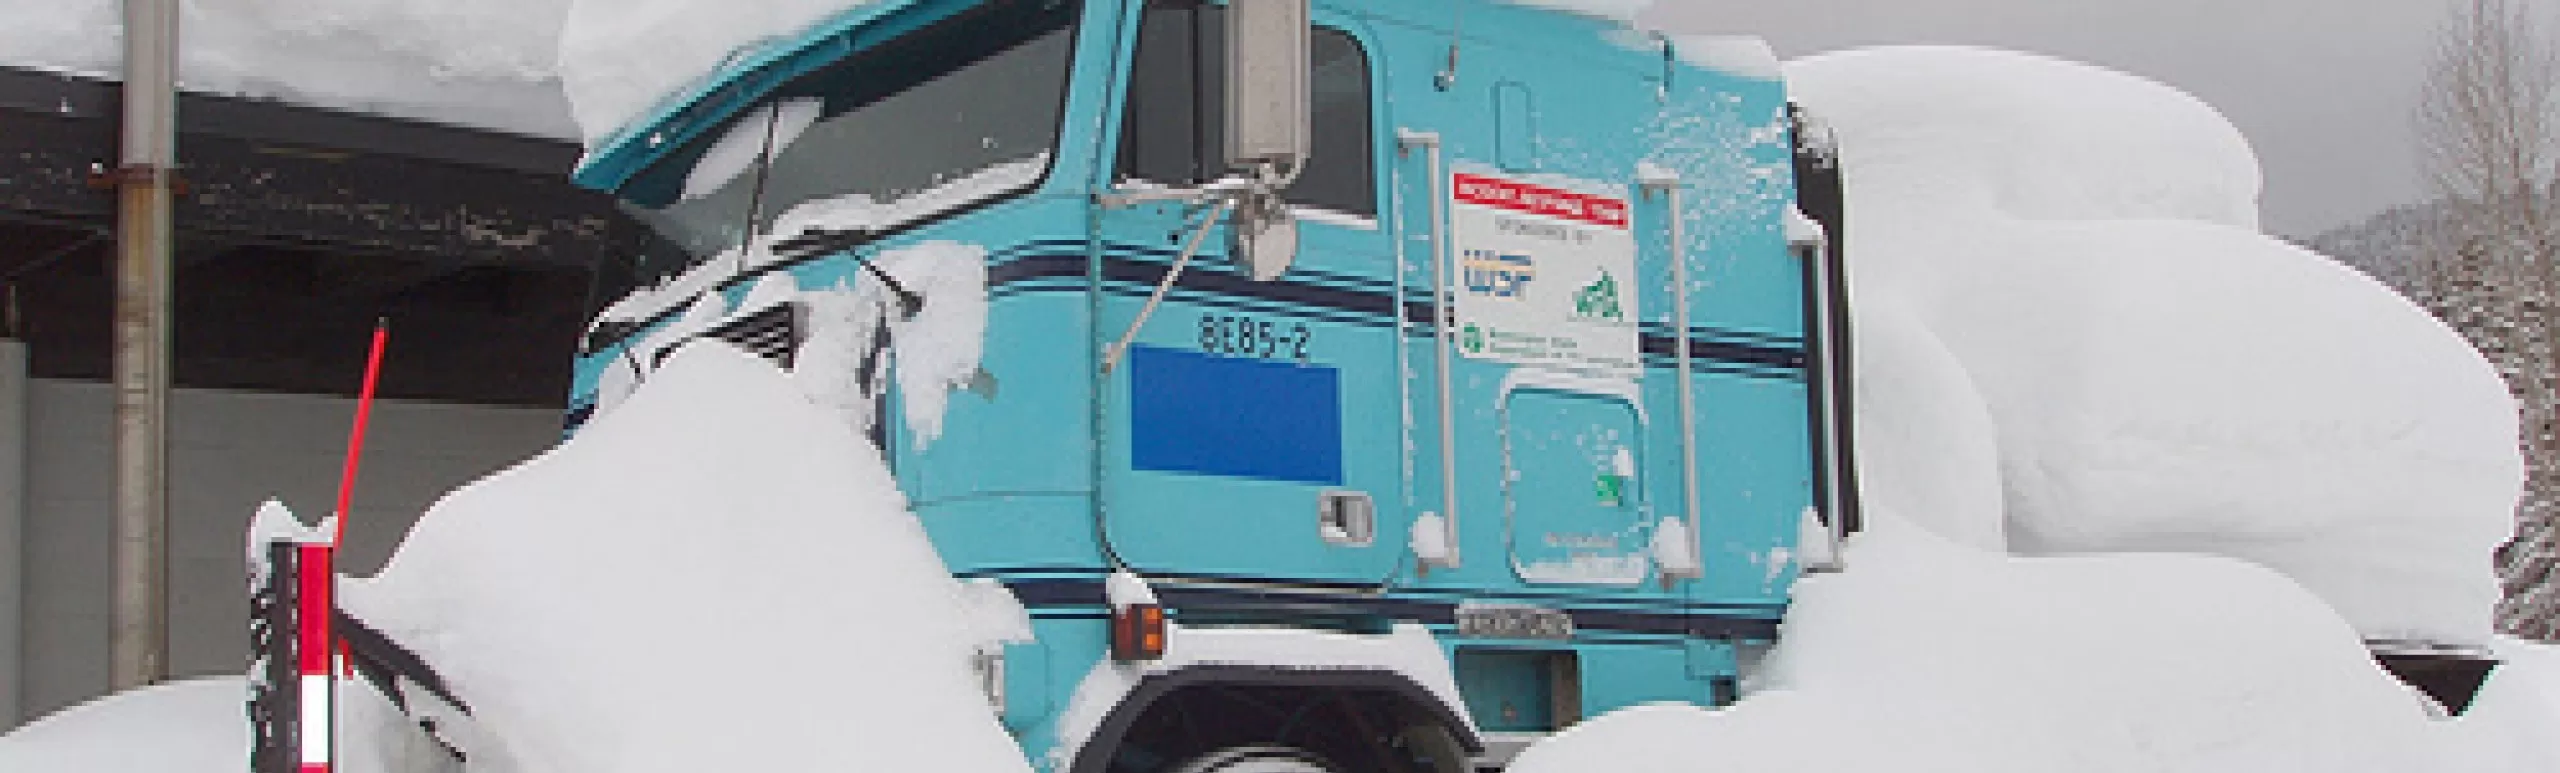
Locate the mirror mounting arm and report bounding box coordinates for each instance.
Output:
[1097,157,1301,211]
[1097,177,1256,210]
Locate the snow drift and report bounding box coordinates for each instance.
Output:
[336,342,1029,773]
[0,675,453,773]
[1,334,1022,773]
[0,679,254,773]
[1501,42,2544,773]
[1506,514,2560,773]
[1793,46,2521,643]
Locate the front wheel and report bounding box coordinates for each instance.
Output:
[1170,745,1346,773]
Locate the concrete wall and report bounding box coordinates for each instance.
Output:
[9,379,558,726]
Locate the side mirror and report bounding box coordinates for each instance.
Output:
[1223,0,1311,175]
[1224,0,1309,281]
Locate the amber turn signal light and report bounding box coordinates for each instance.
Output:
[1111,603,1166,661]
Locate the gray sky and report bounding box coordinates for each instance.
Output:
[1643,0,2560,236]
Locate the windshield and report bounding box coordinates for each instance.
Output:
[612,0,1081,287]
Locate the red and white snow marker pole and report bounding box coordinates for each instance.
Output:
[296,542,336,773]
[249,323,383,773]
[333,320,387,547]
[298,319,382,773]
[248,536,338,773]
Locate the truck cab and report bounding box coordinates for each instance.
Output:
[567,1,1850,771]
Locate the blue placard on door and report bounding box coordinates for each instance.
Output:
[1129,346,1343,485]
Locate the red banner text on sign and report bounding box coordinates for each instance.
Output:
[1452,173,1630,229]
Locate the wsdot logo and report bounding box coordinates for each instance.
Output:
[1463,250,1535,298]
[1573,272,1624,321]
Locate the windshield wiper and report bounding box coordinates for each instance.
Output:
[773,226,880,261]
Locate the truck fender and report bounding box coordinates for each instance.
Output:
[1065,664,1483,773]
[1049,624,1481,773]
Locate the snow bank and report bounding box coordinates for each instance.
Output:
[0,0,576,138]
[559,0,872,145]
[1509,514,2556,773]
[1794,47,2261,232]
[1510,41,2541,773]
[1841,297,2006,550]
[0,679,249,773]
[0,675,448,773]
[1793,46,2521,643]
[339,342,1029,773]
[2442,639,2560,768]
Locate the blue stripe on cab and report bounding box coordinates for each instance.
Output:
[1130,346,1344,485]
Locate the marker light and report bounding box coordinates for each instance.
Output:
[1111,603,1167,661]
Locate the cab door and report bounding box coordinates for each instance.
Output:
[1095,0,1405,584]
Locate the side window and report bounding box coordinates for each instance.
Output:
[1119,0,1376,217]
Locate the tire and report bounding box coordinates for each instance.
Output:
[1169,745,1346,773]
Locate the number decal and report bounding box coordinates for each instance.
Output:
[1199,313,1313,362]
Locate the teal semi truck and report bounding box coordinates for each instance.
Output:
[563,1,1856,771]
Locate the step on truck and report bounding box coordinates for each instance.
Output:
[563,1,1856,771]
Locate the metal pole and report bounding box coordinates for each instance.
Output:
[0,339,26,724]
[1640,170,1701,579]
[1396,130,1460,570]
[110,0,179,691]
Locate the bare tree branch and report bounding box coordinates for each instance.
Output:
[2417,0,2560,640]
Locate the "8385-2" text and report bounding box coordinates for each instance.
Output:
[1200,313,1311,362]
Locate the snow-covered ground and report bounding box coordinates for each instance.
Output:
[0,673,456,773]
[0,679,251,772]
[1509,518,2560,772]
